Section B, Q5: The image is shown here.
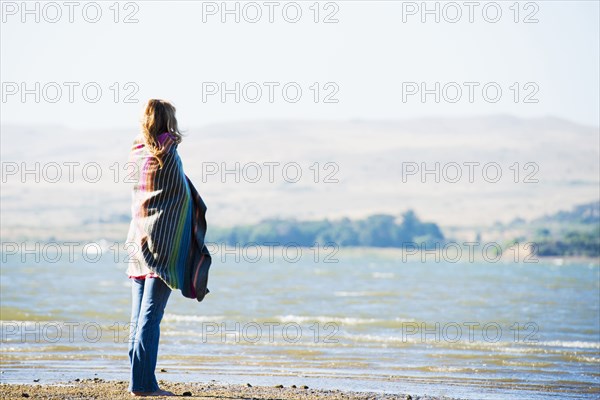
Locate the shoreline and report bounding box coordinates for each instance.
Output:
[1,379,458,400]
[1,240,598,266]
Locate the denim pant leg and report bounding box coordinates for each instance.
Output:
[128,278,144,366]
[128,277,171,392]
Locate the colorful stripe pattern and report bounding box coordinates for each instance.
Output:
[125,133,212,302]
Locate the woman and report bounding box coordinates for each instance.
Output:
[125,99,211,396]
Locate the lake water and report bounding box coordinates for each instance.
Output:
[1,246,599,399]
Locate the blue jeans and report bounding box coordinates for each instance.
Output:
[128,277,171,392]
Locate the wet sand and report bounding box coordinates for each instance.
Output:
[1,379,458,399]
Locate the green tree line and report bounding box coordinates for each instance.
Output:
[207,210,444,248]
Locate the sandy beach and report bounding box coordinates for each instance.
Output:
[1,379,457,400]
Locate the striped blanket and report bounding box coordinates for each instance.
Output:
[125,132,211,302]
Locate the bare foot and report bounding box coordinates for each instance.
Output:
[130,389,175,396]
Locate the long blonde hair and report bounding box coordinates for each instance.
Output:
[141,99,183,167]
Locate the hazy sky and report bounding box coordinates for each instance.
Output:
[1,0,599,130]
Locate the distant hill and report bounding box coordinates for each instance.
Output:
[1,116,598,241]
[534,201,599,225]
[511,201,600,257]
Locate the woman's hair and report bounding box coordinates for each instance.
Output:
[141,99,183,167]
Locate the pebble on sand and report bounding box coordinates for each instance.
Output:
[182,391,192,396]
